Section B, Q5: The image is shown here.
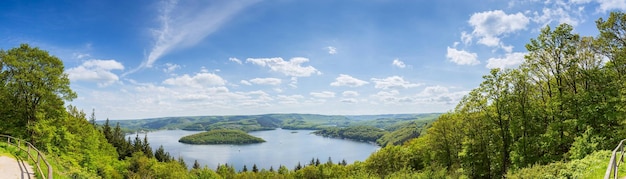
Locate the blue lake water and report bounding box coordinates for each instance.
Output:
[129,128,380,171]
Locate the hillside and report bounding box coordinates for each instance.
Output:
[105,113,441,132]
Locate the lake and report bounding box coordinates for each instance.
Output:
[129,128,380,171]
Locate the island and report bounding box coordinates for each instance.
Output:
[178,129,266,144]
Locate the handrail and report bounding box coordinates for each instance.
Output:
[605,139,626,179]
[0,134,53,179]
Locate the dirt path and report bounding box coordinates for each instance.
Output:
[0,155,35,179]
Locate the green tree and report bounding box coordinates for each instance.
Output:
[155,145,171,162]
[0,44,76,144]
[193,160,201,170]
[89,108,96,126]
[252,164,259,173]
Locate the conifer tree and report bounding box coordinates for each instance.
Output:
[252,164,258,173]
[142,134,153,158]
[193,160,201,169]
[89,108,96,126]
[242,165,248,172]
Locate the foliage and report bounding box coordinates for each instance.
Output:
[179,129,266,144]
[313,125,386,143]
[507,150,616,179]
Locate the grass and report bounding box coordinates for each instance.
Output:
[507,150,626,178]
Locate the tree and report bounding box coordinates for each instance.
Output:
[0,44,77,143]
[155,145,171,162]
[142,134,153,158]
[193,160,201,170]
[252,164,259,173]
[89,108,96,126]
[242,165,248,172]
[295,162,302,171]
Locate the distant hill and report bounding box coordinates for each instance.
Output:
[101,113,441,132]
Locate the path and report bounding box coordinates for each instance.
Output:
[0,155,35,179]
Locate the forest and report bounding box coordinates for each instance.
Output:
[178,129,266,145]
[1,11,626,179]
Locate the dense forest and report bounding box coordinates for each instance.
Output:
[2,11,626,179]
[179,129,266,144]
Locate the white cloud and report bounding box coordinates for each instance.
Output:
[461,31,472,45]
[370,76,422,89]
[342,91,360,97]
[330,74,369,87]
[240,80,252,85]
[372,90,401,103]
[249,78,282,85]
[340,98,358,103]
[486,52,527,69]
[418,86,450,96]
[72,52,91,59]
[310,91,336,98]
[229,57,242,64]
[532,7,581,27]
[327,46,337,54]
[572,0,626,12]
[468,10,529,47]
[163,72,226,88]
[596,0,626,12]
[133,0,259,73]
[392,59,406,68]
[277,95,304,104]
[289,77,298,88]
[246,57,321,77]
[67,59,124,87]
[163,63,181,73]
[446,47,480,65]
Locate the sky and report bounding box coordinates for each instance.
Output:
[0,0,624,120]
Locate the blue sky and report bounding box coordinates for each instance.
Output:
[1,0,623,119]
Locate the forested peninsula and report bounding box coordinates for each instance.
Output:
[179,129,266,144]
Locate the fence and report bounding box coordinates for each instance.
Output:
[605,139,626,179]
[0,134,53,179]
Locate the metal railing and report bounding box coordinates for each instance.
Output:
[0,134,53,179]
[605,139,626,179]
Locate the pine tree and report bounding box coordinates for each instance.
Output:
[142,134,153,158]
[269,166,274,172]
[326,157,333,165]
[315,158,320,166]
[103,118,112,141]
[252,164,258,173]
[155,145,171,162]
[193,160,201,169]
[89,108,96,126]
[178,156,187,168]
[242,165,248,172]
[295,162,302,171]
